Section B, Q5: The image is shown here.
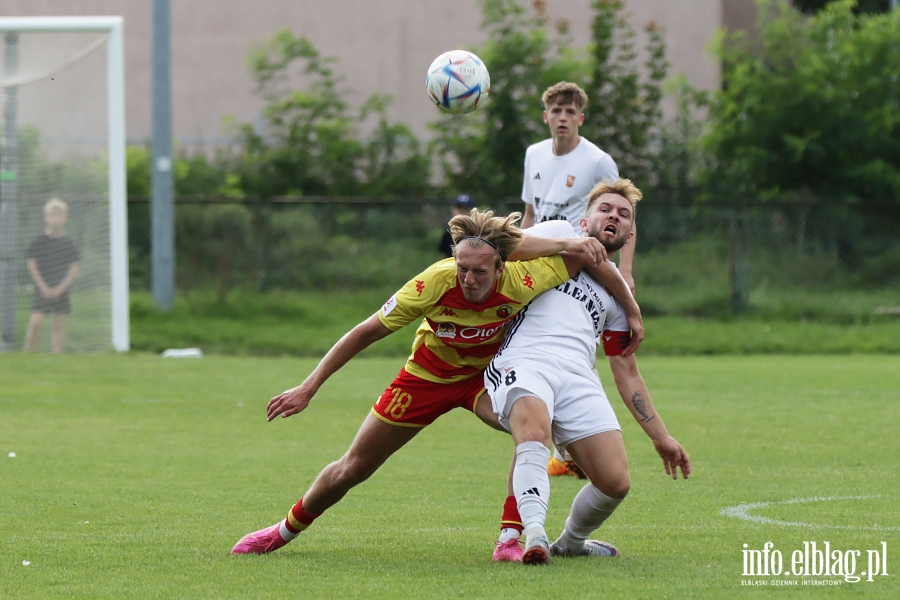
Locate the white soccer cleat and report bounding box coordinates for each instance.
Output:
[551,534,620,558]
[522,535,551,565]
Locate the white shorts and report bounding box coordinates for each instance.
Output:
[484,355,620,452]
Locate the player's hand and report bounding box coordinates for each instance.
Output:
[46,288,61,300]
[652,436,691,480]
[562,236,608,265]
[267,384,315,421]
[621,311,643,356]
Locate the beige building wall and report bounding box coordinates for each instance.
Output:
[1,0,754,145]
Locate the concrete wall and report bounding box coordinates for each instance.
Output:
[1,0,754,145]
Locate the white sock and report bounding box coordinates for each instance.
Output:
[278,520,299,541]
[513,441,551,541]
[558,484,622,550]
[498,527,520,544]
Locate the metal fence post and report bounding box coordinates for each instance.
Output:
[730,205,751,314]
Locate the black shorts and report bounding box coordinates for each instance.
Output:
[32,291,71,315]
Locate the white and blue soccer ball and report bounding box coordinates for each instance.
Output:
[426,50,491,115]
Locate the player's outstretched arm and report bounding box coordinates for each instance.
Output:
[607,354,691,480]
[509,233,608,265]
[267,314,393,422]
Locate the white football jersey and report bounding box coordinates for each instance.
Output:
[521,138,619,225]
[499,221,629,365]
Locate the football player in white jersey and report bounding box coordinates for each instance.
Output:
[486,179,690,565]
[521,82,638,478]
[521,82,618,228]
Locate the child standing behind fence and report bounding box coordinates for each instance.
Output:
[24,198,80,353]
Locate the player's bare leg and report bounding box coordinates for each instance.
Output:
[551,430,629,558]
[302,413,421,512]
[24,312,43,352]
[232,413,420,555]
[474,390,506,432]
[51,315,67,354]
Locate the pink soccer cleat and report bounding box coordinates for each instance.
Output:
[492,538,524,562]
[231,523,290,555]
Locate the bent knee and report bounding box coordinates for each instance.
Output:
[517,426,552,447]
[597,473,631,500]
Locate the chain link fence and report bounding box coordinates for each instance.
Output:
[127,197,900,317]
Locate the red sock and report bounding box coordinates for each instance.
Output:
[500,495,523,533]
[284,496,322,534]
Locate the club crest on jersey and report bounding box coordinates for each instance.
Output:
[436,322,457,339]
[566,175,576,187]
[496,305,512,318]
[415,280,425,296]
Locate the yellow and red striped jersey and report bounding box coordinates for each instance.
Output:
[378,256,569,383]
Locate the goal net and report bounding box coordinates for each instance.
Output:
[0,17,127,353]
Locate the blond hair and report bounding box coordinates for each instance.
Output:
[449,208,524,266]
[542,81,589,110]
[44,198,68,215]
[585,178,643,215]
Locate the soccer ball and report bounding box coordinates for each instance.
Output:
[425,50,490,115]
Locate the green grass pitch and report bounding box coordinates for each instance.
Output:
[1,353,898,598]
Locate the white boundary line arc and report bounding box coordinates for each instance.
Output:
[720,495,900,532]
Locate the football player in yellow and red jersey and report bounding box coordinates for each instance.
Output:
[231,209,643,557]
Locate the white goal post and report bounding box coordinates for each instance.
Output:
[0,16,128,352]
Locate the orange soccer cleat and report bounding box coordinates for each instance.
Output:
[547,457,568,476]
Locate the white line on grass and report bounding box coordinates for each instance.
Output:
[720,495,900,531]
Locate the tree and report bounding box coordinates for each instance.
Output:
[232,30,428,200]
[701,0,900,204]
[653,76,710,207]
[430,0,588,203]
[793,0,891,14]
[430,0,670,204]
[229,31,430,289]
[583,0,669,187]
